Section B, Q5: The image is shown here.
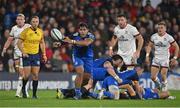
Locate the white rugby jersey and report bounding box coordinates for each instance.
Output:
[150,33,175,60]
[9,24,31,51]
[114,24,140,56]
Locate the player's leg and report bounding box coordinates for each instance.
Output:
[160,67,168,91]
[14,58,23,97]
[74,65,84,99]
[160,59,169,91]
[31,54,41,99]
[120,84,138,99]
[151,65,161,89]
[108,85,120,99]
[22,66,31,98]
[31,66,40,98]
[21,56,31,98]
[56,88,75,99]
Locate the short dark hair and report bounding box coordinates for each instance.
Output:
[78,22,89,29]
[31,16,39,20]
[117,14,127,19]
[158,21,166,27]
[111,54,123,61]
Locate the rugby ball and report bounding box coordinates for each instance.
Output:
[50,28,64,41]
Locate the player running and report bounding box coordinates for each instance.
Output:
[145,21,179,91]
[108,14,144,70]
[1,14,30,97]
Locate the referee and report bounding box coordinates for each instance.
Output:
[17,16,47,98]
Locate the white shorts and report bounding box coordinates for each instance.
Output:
[120,55,137,66]
[152,57,169,68]
[13,49,23,67]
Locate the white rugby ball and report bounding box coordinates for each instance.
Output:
[50,28,64,41]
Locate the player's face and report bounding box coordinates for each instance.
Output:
[78,27,88,37]
[113,59,123,68]
[31,18,39,29]
[16,16,25,27]
[117,17,127,28]
[157,25,166,36]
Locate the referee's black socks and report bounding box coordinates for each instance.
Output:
[32,80,38,97]
[22,79,28,98]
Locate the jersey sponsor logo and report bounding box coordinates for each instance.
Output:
[118,35,128,41]
[155,41,167,47]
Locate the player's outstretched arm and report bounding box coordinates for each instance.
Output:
[108,35,118,56]
[145,41,153,65]
[170,41,179,66]
[40,37,47,63]
[1,37,14,57]
[104,61,122,83]
[63,37,93,46]
[134,34,144,58]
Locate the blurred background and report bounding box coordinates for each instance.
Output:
[0,0,179,74]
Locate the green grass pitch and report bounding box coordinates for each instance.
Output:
[0,90,180,107]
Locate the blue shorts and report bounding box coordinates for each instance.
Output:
[72,57,93,74]
[23,54,40,66]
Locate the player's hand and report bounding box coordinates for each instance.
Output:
[63,37,72,44]
[117,78,123,84]
[1,48,6,57]
[42,54,47,63]
[53,42,61,47]
[170,58,178,67]
[133,50,140,59]
[22,53,29,58]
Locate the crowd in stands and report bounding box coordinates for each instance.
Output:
[0,0,179,73]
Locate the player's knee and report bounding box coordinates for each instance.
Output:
[109,85,120,100]
[32,74,39,80]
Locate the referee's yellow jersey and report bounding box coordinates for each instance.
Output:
[19,27,43,54]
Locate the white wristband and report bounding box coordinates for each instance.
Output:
[109,46,113,50]
[146,53,149,57]
[173,56,177,60]
[114,75,120,80]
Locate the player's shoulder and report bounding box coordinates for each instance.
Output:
[126,24,137,29]
[114,25,119,30]
[11,25,18,30]
[37,27,43,32]
[24,23,31,28]
[22,27,31,33]
[165,33,173,38]
[151,33,158,38]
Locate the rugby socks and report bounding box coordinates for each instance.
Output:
[32,80,38,97]
[15,76,22,97]
[153,77,161,89]
[22,79,28,98]
[162,80,168,91]
[74,88,82,99]
[25,82,29,97]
